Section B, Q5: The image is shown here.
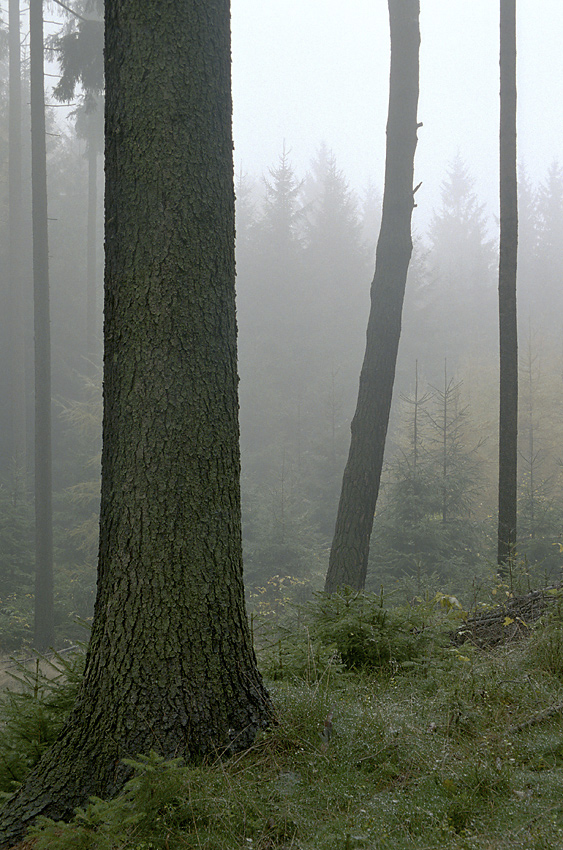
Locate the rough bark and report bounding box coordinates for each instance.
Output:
[30,0,54,650]
[497,0,518,575]
[0,1,272,844]
[324,0,420,593]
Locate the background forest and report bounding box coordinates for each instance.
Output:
[0,11,562,648]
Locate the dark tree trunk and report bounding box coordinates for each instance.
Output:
[0,1,272,844]
[8,0,27,483]
[30,0,54,650]
[497,0,518,576]
[85,125,99,369]
[324,0,420,593]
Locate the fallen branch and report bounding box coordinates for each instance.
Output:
[508,702,563,733]
[453,586,560,648]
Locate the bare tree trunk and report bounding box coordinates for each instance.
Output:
[30,0,54,649]
[86,128,99,368]
[324,0,420,593]
[8,0,27,487]
[0,1,272,842]
[497,0,518,577]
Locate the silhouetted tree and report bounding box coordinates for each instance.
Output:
[30,0,54,650]
[303,148,368,331]
[497,0,518,575]
[0,0,271,841]
[423,156,496,373]
[50,0,104,368]
[534,161,563,336]
[8,0,27,478]
[325,0,420,593]
[370,364,484,591]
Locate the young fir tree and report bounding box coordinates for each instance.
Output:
[534,161,563,339]
[423,155,496,378]
[303,147,369,349]
[369,363,438,588]
[517,330,562,579]
[370,364,485,592]
[515,165,539,322]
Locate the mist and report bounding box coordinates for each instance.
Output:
[0,0,562,642]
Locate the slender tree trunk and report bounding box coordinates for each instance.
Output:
[497,0,518,576]
[85,131,98,369]
[0,2,271,843]
[442,362,448,524]
[324,0,420,593]
[30,0,54,650]
[8,0,27,489]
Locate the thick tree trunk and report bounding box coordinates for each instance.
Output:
[0,1,272,844]
[324,0,420,593]
[8,0,27,483]
[30,0,54,650]
[497,0,518,576]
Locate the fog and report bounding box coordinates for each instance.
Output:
[0,2,562,644]
[232,0,563,226]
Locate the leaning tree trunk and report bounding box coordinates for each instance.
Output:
[30,0,54,650]
[0,1,272,844]
[324,0,420,593]
[497,0,518,577]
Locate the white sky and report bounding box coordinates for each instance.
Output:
[231,0,563,229]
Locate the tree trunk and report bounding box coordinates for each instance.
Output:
[30,0,54,650]
[85,126,99,369]
[0,1,272,843]
[497,0,518,576]
[324,0,420,593]
[8,0,27,490]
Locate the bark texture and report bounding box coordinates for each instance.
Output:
[497,0,518,574]
[30,0,54,650]
[0,1,271,843]
[325,0,420,593]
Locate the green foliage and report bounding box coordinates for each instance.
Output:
[23,630,563,850]
[527,591,563,679]
[0,483,34,601]
[0,646,85,796]
[0,608,562,849]
[0,595,33,652]
[308,589,452,673]
[369,369,488,594]
[253,590,462,682]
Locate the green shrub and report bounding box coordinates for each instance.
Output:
[527,592,563,679]
[307,589,451,672]
[0,647,85,796]
[30,751,296,850]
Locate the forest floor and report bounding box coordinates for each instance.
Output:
[2,591,563,849]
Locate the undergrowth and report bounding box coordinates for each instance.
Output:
[1,591,563,848]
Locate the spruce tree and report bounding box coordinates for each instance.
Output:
[0,0,272,842]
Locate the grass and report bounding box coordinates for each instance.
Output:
[4,592,563,849]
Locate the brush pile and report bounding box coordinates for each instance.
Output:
[453,586,561,648]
